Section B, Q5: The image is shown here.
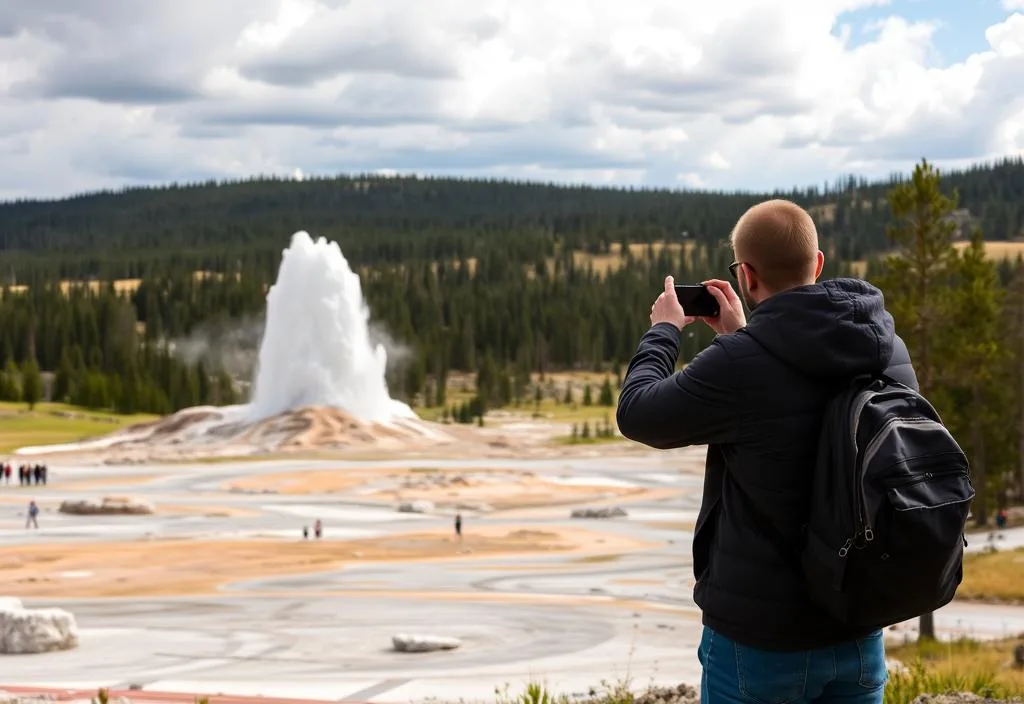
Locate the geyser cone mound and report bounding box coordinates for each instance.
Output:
[13,231,452,460]
[18,403,451,460]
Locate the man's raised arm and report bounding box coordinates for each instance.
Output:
[616,324,741,449]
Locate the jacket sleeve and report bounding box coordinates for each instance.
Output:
[616,323,741,449]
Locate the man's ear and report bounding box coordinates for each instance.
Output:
[744,264,759,293]
[814,250,825,280]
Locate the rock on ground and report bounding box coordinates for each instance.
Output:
[0,597,79,654]
[570,506,627,519]
[632,683,700,704]
[0,694,56,704]
[911,695,1023,704]
[59,496,155,515]
[391,633,461,652]
[397,499,435,514]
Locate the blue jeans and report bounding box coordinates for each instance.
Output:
[697,627,888,703]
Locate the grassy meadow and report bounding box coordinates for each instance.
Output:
[0,402,157,455]
[959,548,1024,605]
[884,637,1024,703]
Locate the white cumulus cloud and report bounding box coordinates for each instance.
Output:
[0,0,1021,199]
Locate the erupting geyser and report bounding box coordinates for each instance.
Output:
[13,230,446,460]
[245,230,416,424]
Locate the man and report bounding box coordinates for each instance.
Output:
[26,500,39,530]
[617,199,917,703]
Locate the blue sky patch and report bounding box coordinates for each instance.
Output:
[835,0,1011,65]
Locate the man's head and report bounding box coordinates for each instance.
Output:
[729,199,824,311]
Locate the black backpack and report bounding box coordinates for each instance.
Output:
[801,373,975,631]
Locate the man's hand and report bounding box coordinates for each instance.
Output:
[701,279,746,334]
[650,275,696,331]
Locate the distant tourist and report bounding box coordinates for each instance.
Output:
[617,200,931,702]
[313,519,322,539]
[2,464,9,485]
[26,500,39,529]
[996,508,1008,536]
[454,512,462,541]
[302,526,309,540]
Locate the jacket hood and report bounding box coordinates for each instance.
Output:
[742,278,897,378]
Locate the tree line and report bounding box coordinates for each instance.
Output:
[0,238,855,415]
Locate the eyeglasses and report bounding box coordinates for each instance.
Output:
[728,261,742,280]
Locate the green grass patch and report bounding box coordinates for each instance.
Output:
[885,637,1024,703]
[552,434,626,446]
[0,402,156,454]
[958,548,1024,604]
[417,397,619,426]
[522,399,618,424]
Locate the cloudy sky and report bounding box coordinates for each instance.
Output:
[1,0,1022,201]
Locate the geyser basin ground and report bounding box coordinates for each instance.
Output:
[4,451,1024,704]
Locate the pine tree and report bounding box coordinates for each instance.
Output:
[2,360,21,402]
[53,349,74,403]
[583,383,593,406]
[1003,264,1024,503]
[873,158,959,642]
[436,365,448,407]
[943,227,1006,525]
[875,159,958,403]
[599,376,614,406]
[20,358,43,410]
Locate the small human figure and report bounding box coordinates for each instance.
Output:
[302,526,309,540]
[313,519,322,539]
[26,500,39,529]
[995,508,1008,538]
[3,464,9,485]
[454,512,462,541]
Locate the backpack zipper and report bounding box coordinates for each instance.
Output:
[881,466,968,489]
[844,387,878,555]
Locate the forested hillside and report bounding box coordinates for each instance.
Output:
[1,157,1022,277]
[0,157,1021,420]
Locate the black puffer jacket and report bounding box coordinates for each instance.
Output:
[617,278,918,651]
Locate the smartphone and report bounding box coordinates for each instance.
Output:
[674,284,720,317]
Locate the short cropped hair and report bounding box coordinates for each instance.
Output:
[730,199,819,291]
